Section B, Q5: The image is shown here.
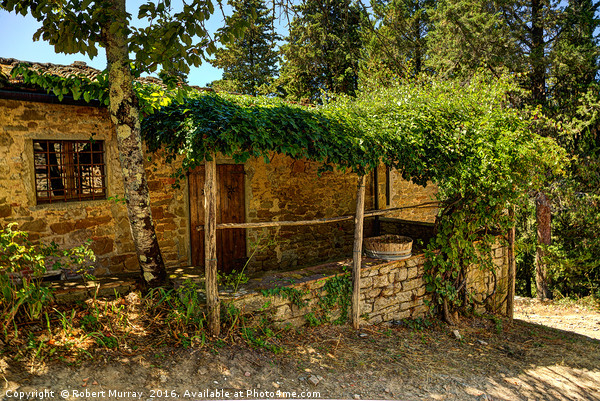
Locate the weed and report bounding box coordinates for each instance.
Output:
[80,314,100,332]
[489,315,503,334]
[401,317,432,331]
[261,286,309,308]
[218,269,249,292]
[89,333,118,348]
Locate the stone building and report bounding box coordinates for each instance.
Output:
[0,58,438,278]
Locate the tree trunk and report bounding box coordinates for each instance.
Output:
[103,0,166,287]
[530,0,546,105]
[507,205,516,320]
[535,192,552,299]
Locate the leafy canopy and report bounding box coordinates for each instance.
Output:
[1,0,248,79]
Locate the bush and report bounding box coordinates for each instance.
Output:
[0,223,96,338]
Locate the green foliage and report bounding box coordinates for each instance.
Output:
[210,0,280,96]
[145,279,206,335]
[399,317,432,331]
[546,155,600,297]
[0,0,243,80]
[10,63,110,104]
[142,91,379,176]
[278,0,365,102]
[9,63,184,116]
[360,0,433,86]
[427,0,519,78]
[218,269,250,291]
[261,286,309,308]
[316,272,352,325]
[145,72,566,318]
[0,223,96,338]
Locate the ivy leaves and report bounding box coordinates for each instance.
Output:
[143,92,374,177]
[10,64,110,105]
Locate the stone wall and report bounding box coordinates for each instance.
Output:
[0,97,189,275]
[231,242,508,327]
[242,154,376,273]
[385,168,438,223]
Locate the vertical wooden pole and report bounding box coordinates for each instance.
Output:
[507,205,516,321]
[352,175,366,330]
[205,157,220,336]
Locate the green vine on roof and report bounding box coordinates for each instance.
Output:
[142,92,381,177]
[8,63,181,115]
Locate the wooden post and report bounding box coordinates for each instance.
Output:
[352,175,366,330]
[507,205,516,321]
[204,157,220,336]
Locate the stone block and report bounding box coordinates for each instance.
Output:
[90,236,114,255]
[394,291,412,304]
[381,285,397,297]
[123,255,139,271]
[412,305,430,316]
[20,219,47,233]
[369,314,383,325]
[373,274,389,288]
[50,221,76,235]
[406,258,420,267]
[495,247,504,258]
[374,296,398,312]
[273,305,292,320]
[368,288,382,298]
[407,267,418,279]
[361,276,373,288]
[361,302,373,315]
[379,265,392,275]
[387,309,411,321]
[395,268,408,282]
[414,286,426,297]
[0,204,11,218]
[74,215,112,229]
[276,316,306,328]
[402,279,422,292]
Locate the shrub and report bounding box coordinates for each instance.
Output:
[0,223,96,338]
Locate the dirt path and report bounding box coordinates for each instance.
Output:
[1,297,599,401]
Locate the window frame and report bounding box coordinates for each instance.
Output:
[33,139,107,205]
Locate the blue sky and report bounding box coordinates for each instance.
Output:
[0,3,230,87]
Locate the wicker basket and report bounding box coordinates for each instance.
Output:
[363,234,413,261]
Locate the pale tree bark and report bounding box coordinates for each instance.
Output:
[535,192,552,299]
[103,0,167,287]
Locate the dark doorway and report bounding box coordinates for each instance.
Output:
[189,164,246,274]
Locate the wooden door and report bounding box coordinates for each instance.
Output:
[189,164,246,274]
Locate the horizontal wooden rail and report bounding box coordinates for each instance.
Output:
[195,201,439,231]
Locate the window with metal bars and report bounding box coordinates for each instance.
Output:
[33,140,107,204]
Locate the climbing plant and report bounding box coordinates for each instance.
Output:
[144,71,567,321]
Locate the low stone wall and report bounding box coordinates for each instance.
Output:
[230,242,508,327]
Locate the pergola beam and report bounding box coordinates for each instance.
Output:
[195,202,439,231]
[204,156,220,336]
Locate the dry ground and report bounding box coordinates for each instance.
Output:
[1,297,599,401]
